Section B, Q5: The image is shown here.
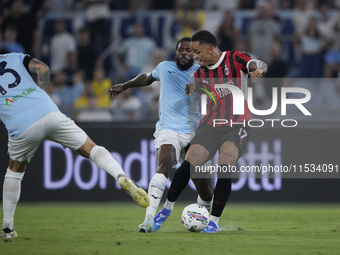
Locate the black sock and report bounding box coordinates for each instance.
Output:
[211,164,232,217]
[167,160,191,202]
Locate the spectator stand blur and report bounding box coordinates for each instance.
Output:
[295,16,326,78]
[263,41,289,107]
[83,0,112,74]
[215,10,240,52]
[139,47,166,120]
[62,51,82,86]
[76,26,98,80]
[247,1,281,64]
[174,0,206,41]
[110,88,142,121]
[318,4,340,78]
[44,0,77,15]
[91,65,113,109]
[115,22,157,80]
[1,0,39,56]
[48,19,77,75]
[74,79,114,122]
[0,31,9,54]
[291,0,315,64]
[30,3,340,122]
[2,24,25,53]
[49,70,84,117]
[204,0,239,11]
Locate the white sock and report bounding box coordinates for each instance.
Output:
[197,195,213,212]
[89,145,125,180]
[2,168,24,230]
[210,215,220,226]
[163,199,175,211]
[145,173,167,218]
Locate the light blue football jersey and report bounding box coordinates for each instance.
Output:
[0,53,59,138]
[152,61,201,134]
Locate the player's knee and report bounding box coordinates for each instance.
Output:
[77,137,97,158]
[157,158,176,177]
[8,159,28,173]
[164,157,177,168]
[5,168,25,180]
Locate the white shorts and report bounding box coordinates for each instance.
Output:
[8,111,87,162]
[153,129,192,162]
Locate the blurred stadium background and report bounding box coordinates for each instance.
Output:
[0,0,340,203]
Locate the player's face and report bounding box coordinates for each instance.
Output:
[175,41,194,70]
[191,41,214,67]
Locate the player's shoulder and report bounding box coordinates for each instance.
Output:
[160,60,176,67]
[156,61,177,71]
[0,52,28,62]
[232,50,252,58]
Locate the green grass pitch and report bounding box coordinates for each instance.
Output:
[0,202,339,255]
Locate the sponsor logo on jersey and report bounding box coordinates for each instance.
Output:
[224,67,229,76]
[5,87,37,107]
[5,98,14,107]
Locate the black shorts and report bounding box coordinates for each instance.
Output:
[190,124,250,160]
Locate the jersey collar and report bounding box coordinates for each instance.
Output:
[207,52,226,70]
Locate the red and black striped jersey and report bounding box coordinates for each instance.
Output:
[194,51,252,127]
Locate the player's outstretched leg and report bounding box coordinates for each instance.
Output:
[87,144,149,208]
[118,175,150,208]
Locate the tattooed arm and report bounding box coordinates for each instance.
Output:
[247,59,268,83]
[28,58,50,91]
[247,59,268,73]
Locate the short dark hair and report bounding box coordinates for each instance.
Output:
[176,37,192,50]
[192,30,217,47]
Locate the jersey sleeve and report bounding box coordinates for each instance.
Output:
[151,62,163,81]
[234,51,252,74]
[23,55,33,73]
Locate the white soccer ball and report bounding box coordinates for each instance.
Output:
[181,203,210,232]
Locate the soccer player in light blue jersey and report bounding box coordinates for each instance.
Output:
[110,38,214,233]
[0,53,149,239]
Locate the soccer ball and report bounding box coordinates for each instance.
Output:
[181,203,209,232]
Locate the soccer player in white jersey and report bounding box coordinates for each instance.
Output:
[0,53,149,239]
[110,37,213,233]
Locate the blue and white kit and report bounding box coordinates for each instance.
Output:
[0,53,86,162]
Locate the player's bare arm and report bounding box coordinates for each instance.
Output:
[247,59,268,83]
[28,58,50,91]
[110,72,156,98]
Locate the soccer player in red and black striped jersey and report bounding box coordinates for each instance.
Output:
[153,30,267,233]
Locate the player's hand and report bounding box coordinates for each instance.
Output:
[185,83,197,95]
[250,70,264,83]
[110,84,126,98]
